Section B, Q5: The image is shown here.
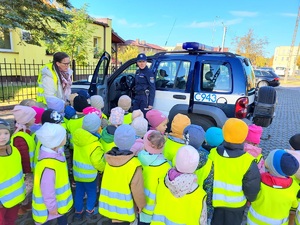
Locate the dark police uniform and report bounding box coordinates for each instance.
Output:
[133,65,156,115]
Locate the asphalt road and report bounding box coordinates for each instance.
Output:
[13,86,300,225]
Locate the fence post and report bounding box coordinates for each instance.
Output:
[72,59,76,81]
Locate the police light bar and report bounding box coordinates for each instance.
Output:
[182,42,214,51]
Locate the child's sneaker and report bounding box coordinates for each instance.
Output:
[73,210,84,221]
[85,208,97,219]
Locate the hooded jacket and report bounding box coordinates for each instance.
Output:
[73,128,105,173]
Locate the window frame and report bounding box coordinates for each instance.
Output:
[0,28,13,52]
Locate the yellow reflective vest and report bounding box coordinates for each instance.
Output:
[123,113,132,124]
[163,138,185,163]
[36,63,58,104]
[99,157,141,222]
[100,139,116,153]
[151,177,206,225]
[0,145,25,208]
[141,161,171,216]
[32,158,73,224]
[209,147,254,208]
[73,130,103,182]
[11,131,36,172]
[248,181,299,225]
[195,157,213,188]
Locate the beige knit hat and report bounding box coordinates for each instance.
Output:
[118,95,132,111]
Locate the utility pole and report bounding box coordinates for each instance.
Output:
[284,5,300,83]
[221,23,227,52]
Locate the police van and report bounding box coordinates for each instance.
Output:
[71,42,276,130]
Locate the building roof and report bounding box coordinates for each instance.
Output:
[112,31,125,44]
[125,39,165,51]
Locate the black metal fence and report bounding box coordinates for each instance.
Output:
[0,59,113,106]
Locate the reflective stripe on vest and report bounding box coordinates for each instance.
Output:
[209,148,254,208]
[73,131,101,182]
[0,146,25,208]
[99,157,141,222]
[248,182,299,225]
[151,177,206,225]
[11,131,36,172]
[36,63,58,104]
[32,158,73,224]
[248,207,288,225]
[141,161,171,215]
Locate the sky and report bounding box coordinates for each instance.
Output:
[69,0,300,57]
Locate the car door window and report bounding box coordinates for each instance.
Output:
[201,62,232,92]
[155,61,190,90]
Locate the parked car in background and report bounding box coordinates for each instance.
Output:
[274,66,286,76]
[254,69,280,88]
[258,67,275,73]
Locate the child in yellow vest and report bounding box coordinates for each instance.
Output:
[130,117,148,155]
[99,124,146,224]
[11,105,36,216]
[0,119,26,225]
[151,145,207,225]
[138,130,171,224]
[248,149,299,225]
[202,127,224,152]
[73,113,105,221]
[100,107,124,152]
[34,123,73,225]
[118,95,132,124]
[163,113,191,162]
[90,95,108,126]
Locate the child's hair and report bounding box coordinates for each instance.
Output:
[144,130,165,154]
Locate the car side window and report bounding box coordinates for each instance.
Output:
[155,61,190,90]
[201,62,232,92]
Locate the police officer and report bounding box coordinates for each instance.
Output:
[133,53,155,116]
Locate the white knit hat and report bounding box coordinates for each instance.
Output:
[90,95,104,110]
[36,123,66,149]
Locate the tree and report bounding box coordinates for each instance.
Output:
[0,0,72,45]
[118,46,140,64]
[231,29,269,66]
[44,5,94,64]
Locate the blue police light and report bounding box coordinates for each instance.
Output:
[182,42,199,50]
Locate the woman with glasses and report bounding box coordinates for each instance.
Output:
[37,52,73,105]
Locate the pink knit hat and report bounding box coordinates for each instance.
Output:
[175,145,199,173]
[83,106,102,119]
[12,105,36,133]
[143,130,165,154]
[109,107,125,125]
[32,106,45,124]
[246,124,263,144]
[146,109,167,129]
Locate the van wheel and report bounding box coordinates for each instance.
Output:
[188,114,216,131]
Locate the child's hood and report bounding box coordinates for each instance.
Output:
[165,168,198,198]
[101,126,116,143]
[244,143,262,158]
[105,147,134,166]
[39,145,65,162]
[138,149,168,166]
[73,128,99,146]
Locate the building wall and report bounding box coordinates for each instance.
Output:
[0,20,112,64]
[273,46,299,75]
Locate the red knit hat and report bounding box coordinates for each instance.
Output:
[32,106,45,124]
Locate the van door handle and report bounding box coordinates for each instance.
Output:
[173,95,186,100]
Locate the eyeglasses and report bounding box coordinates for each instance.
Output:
[60,62,71,66]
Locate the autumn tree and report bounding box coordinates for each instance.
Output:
[118,46,140,64]
[0,0,73,45]
[231,29,269,66]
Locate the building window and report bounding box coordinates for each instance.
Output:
[0,28,12,51]
[93,37,101,58]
